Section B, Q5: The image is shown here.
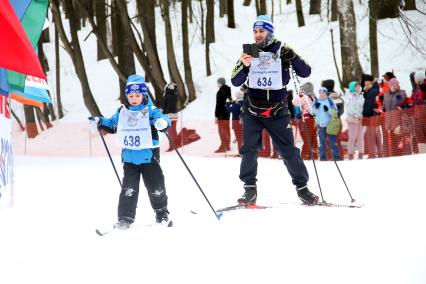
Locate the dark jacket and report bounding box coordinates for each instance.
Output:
[230,39,311,102]
[362,82,380,117]
[215,85,232,120]
[161,88,178,114]
[226,100,243,121]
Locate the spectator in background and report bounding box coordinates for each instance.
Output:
[302,82,317,101]
[312,87,340,161]
[412,70,426,145]
[383,78,407,156]
[378,71,396,157]
[226,85,246,152]
[293,85,318,159]
[343,81,365,160]
[215,77,232,153]
[361,74,383,159]
[321,79,344,159]
[161,83,179,151]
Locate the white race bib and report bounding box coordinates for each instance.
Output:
[117,107,157,149]
[249,49,283,90]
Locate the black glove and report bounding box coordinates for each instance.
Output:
[281,46,297,62]
[315,102,321,109]
[323,105,329,112]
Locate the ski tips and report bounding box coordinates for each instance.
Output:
[216,211,223,220]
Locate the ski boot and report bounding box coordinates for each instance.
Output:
[155,207,173,227]
[297,185,319,205]
[237,184,257,205]
[114,217,133,230]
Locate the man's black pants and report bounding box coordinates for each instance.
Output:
[239,112,309,188]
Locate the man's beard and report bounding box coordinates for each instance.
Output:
[255,33,274,48]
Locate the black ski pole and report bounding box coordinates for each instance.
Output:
[290,68,355,203]
[290,68,325,202]
[331,157,355,202]
[300,115,325,203]
[97,127,122,188]
[164,131,223,220]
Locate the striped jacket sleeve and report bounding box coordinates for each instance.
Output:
[231,59,249,87]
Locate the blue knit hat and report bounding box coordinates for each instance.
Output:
[125,74,148,96]
[253,15,274,34]
[319,87,328,94]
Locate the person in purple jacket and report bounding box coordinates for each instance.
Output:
[230,15,319,206]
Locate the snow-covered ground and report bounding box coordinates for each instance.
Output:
[3,1,426,283]
[1,153,426,283]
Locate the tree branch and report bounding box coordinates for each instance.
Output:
[76,0,127,82]
[50,0,75,62]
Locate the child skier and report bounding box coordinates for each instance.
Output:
[89,74,172,228]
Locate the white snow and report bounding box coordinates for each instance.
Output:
[1,154,426,283]
[3,1,426,283]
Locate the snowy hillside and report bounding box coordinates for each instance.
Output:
[12,0,425,122]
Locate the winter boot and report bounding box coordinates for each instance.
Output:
[297,185,319,205]
[155,207,170,224]
[114,217,134,230]
[348,154,354,160]
[237,184,257,205]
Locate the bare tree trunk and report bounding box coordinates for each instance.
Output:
[79,0,127,83]
[331,0,338,21]
[199,0,205,44]
[287,0,291,4]
[403,0,416,10]
[182,0,197,103]
[136,0,167,99]
[188,1,194,23]
[11,110,25,131]
[337,0,363,88]
[111,1,136,104]
[259,0,267,14]
[206,0,215,43]
[330,29,343,90]
[51,0,102,116]
[114,0,166,103]
[161,0,187,108]
[37,38,53,128]
[95,0,108,61]
[369,0,379,78]
[243,0,251,6]
[54,24,64,119]
[271,0,274,21]
[309,0,321,15]
[219,0,227,17]
[378,0,400,19]
[24,106,38,138]
[227,0,235,28]
[295,0,305,27]
[206,0,214,76]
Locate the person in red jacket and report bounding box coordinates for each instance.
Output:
[378,71,395,157]
[412,70,426,145]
